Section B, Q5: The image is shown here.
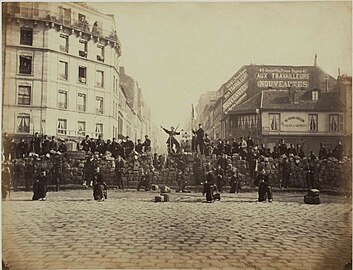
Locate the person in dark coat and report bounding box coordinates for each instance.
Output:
[89,138,96,153]
[83,154,97,187]
[30,132,42,155]
[247,147,258,180]
[81,135,90,152]
[303,158,317,189]
[161,126,181,154]
[122,136,135,157]
[143,135,151,153]
[96,135,105,155]
[231,138,239,155]
[296,144,305,158]
[278,138,287,156]
[137,168,151,191]
[50,136,58,151]
[2,133,11,161]
[216,139,224,156]
[215,165,225,192]
[229,169,241,193]
[333,140,344,160]
[255,168,273,202]
[2,162,12,199]
[280,155,291,188]
[105,139,112,154]
[17,139,28,158]
[135,139,143,154]
[287,144,297,156]
[116,140,126,160]
[58,140,67,153]
[224,140,232,156]
[203,171,216,203]
[111,138,119,158]
[246,136,255,152]
[42,135,50,155]
[271,146,280,159]
[176,170,187,192]
[318,143,327,160]
[115,155,125,190]
[193,123,205,155]
[32,169,48,201]
[93,167,107,201]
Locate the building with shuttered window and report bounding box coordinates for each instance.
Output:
[2,2,151,143]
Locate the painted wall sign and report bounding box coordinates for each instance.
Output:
[224,68,248,99]
[223,81,248,113]
[280,113,308,132]
[255,67,310,89]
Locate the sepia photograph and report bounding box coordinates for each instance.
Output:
[1,1,352,269]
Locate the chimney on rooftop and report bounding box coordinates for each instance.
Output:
[314,54,317,66]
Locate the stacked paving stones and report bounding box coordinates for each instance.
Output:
[10,151,352,192]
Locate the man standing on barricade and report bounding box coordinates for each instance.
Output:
[143,135,151,153]
[193,123,205,155]
[161,126,181,154]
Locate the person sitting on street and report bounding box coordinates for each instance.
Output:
[32,169,48,201]
[254,168,273,202]
[203,171,216,203]
[93,167,107,202]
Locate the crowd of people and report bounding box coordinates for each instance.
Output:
[1,125,349,203]
[1,132,153,201]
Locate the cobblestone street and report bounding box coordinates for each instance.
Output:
[2,190,352,270]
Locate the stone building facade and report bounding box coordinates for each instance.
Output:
[2,2,151,143]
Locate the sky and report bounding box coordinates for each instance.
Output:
[91,1,352,130]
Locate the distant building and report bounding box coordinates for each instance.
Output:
[224,88,349,154]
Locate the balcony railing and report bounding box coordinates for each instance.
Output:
[4,5,121,44]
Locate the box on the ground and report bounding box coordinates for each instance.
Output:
[304,195,320,204]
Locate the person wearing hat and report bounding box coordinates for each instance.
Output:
[30,132,42,156]
[17,138,28,159]
[143,135,151,153]
[192,123,205,155]
[215,164,225,193]
[80,135,90,152]
[50,136,58,152]
[32,169,48,201]
[161,126,181,154]
[122,136,134,158]
[254,168,273,202]
[83,154,97,187]
[24,157,35,191]
[51,153,62,192]
[229,168,241,193]
[135,139,143,154]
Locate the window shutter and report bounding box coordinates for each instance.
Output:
[339,115,344,132]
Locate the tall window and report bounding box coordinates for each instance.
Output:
[118,115,123,136]
[312,91,319,101]
[96,96,103,114]
[78,121,86,136]
[78,66,87,83]
[79,40,87,57]
[77,93,86,112]
[113,76,116,94]
[97,45,104,62]
[58,90,67,109]
[309,114,318,131]
[20,28,33,46]
[19,55,32,74]
[237,115,258,130]
[57,119,67,135]
[59,34,68,52]
[18,85,31,105]
[17,114,30,133]
[329,114,343,132]
[58,61,68,80]
[95,123,103,138]
[96,70,104,88]
[269,113,280,131]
